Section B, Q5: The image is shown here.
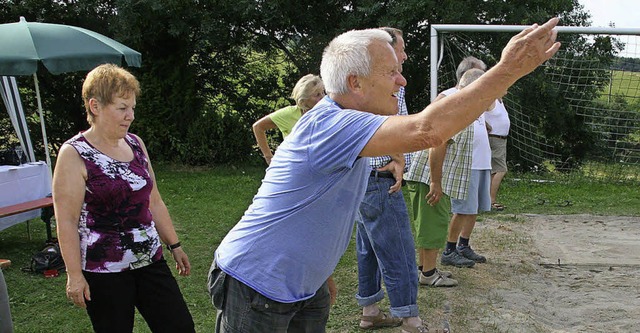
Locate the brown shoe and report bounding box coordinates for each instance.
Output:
[359,310,402,330]
[0,259,11,269]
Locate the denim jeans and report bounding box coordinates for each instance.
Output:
[355,175,419,318]
[209,260,331,333]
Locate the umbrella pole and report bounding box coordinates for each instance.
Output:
[33,74,53,178]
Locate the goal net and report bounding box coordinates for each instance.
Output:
[430,25,640,183]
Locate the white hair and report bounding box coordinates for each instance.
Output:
[458,68,485,88]
[456,56,487,82]
[320,29,392,95]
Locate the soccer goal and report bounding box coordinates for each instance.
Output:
[430,24,640,183]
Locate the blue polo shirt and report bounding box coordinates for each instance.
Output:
[215,96,387,302]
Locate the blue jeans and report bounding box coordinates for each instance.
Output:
[355,175,419,318]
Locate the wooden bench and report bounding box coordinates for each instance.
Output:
[0,197,54,241]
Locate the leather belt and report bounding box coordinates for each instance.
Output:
[370,170,395,179]
[488,134,508,139]
[370,170,406,186]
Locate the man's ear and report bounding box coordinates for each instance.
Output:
[347,74,361,93]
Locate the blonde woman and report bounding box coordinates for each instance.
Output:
[252,74,324,165]
[53,64,194,332]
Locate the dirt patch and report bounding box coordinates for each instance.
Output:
[325,214,640,332]
[465,214,640,332]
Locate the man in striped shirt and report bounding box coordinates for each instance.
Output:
[355,27,423,332]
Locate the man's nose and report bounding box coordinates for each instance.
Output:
[397,74,407,87]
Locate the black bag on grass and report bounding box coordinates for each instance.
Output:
[24,241,66,274]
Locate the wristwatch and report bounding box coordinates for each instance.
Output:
[166,241,182,252]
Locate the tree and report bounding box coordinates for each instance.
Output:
[2,0,607,168]
[0,0,118,159]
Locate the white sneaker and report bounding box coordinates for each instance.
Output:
[436,268,453,278]
[419,271,458,287]
[418,267,453,278]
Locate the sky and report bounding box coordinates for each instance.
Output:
[579,0,640,58]
[579,0,640,28]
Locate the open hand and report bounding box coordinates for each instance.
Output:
[171,247,191,276]
[377,157,404,194]
[66,274,91,308]
[499,17,561,79]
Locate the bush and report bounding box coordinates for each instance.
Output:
[182,109,257,165]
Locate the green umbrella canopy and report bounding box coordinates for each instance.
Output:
[0,17,141,174]
[0,16,141,76]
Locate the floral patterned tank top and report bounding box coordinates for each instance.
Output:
[66,133,162,273]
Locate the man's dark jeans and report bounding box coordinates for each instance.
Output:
[208,260,331,333]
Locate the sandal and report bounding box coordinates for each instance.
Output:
[359,310,402,330]
[491,202,505,211]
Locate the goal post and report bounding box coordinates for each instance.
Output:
[430,24,640,182]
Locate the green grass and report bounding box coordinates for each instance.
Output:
[599,70,640,103]
[1,164,638,332]
[495,171,640,216]
[1,164,265,333]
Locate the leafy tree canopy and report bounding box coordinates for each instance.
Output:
[1,0,611,167]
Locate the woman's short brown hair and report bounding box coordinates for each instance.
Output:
[82,64,140,125]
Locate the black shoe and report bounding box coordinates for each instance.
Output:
[457,246,487,263]
[441,250,475,268]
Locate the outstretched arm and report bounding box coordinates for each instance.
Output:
[360,17,561,157]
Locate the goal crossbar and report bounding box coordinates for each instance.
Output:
[430,24,640,100]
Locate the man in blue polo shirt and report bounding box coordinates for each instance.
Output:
[209,18,561,333]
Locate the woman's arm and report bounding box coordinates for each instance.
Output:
[134,135,190,276]
[252,115,279,165]
[53,144,91,308]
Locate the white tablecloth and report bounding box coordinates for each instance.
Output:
[0,162,52,231]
